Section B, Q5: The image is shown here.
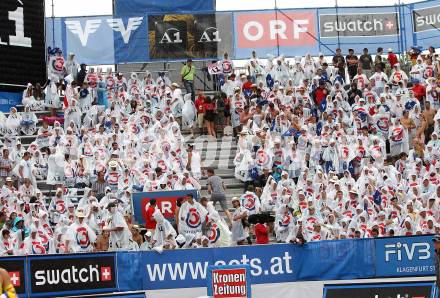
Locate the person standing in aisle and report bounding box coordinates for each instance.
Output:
[181,58,196,102]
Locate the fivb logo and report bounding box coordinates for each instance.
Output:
[65,17,144,46]
[384,241,431,262]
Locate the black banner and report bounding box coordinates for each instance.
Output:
[148,13,233,60]
[0,0,46,89]
[29,254,117,294]
[325,283,434,298]
[413,5,440,32]
[319,12,399,38]
[0,257,26,295]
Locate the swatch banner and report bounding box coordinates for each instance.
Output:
[148,13,233,60]
[319,12,399,38]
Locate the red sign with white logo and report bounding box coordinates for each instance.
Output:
[211,268,248,298]
[235,12,316,48]
[100,267,112,281]
[9,271,20,287]
[141,197,178,220]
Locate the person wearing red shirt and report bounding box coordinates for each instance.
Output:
[194,93,206,134]
[312,81,328,106]
[387,48,398,68]
[242,76,253,94]
[203,96,216,137]
[255,219,272,244]
[412,79,426,102]
[145,199,157,233]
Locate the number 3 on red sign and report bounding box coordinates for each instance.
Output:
[0,5,32,47]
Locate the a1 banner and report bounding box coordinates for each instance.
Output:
[206,265,252,298]
[28,253,117,297]
[132,190,199,224]
[323,282,435,298]
[148,13,233,60]
[0,257,26,296]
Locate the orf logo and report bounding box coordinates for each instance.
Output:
[256,150,269,167]
[377,117,389,133]
[241,194,256,211]
[391,127,403,143]
[208,223,221,244]
[52,56,64,72]
[76,227,90,249]
[235,12,316,48]
[186,208,201,228]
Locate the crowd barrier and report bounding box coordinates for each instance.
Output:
[0,235,436,297]
[45,0,440,65]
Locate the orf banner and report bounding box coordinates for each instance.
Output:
[0,257,26,296]
[148,13,233,60]
[207,265,251,298]
[28,253,117,297]
[233,10,317,59]
[323,282,436,298]
[132,190,199,224]
[374,235,436,277]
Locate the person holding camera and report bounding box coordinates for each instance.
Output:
[231,197,249,246]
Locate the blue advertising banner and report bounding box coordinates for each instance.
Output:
[0,91,22,112]
[0,236,436,297]
[114,0,216,15]
[49,15,148,65]
[132,190,199,225]
[139,239,375,290]
[46,0,440,65]
[374,235,436,277]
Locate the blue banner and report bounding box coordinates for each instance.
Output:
[375,235,436,277]
[114,0,216,15]
[51,15,148,65]
[0,91,22,112]
[46,0,440,65]
[1,236,436,297]
[139,239,375,290]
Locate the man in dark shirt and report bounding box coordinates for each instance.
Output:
[77,63,87,85]
[346,48,359,81]
[347,82,363,106]
[332,48,346,78]
[359,48,373,78]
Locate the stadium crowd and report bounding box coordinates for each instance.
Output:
[0,46,438,255]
